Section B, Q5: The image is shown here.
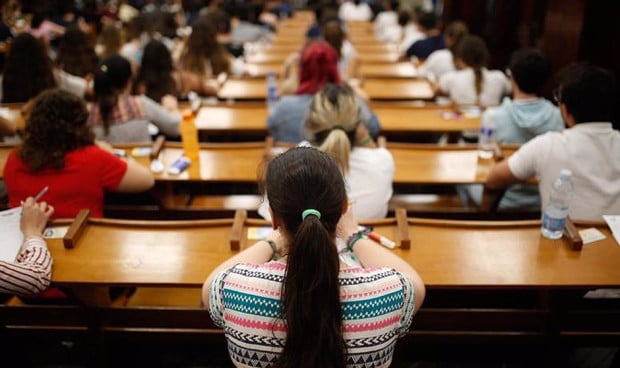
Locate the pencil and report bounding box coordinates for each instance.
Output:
[33,186,49,202]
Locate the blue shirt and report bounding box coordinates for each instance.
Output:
[406,35,445,60]
[267,94,381,143]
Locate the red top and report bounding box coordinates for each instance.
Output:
[4,145,128,218]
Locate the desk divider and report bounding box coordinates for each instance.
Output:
[149,134,166,161]
[395,208,411,249]
[230,209,247,251]
[564,218,583,251]
[62,209,90,249]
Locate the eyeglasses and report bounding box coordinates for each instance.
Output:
[552,87,561,104]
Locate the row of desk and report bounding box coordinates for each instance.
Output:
[2,211,619,358]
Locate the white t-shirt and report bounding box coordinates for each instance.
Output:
[439,67,511,106]
[339,2,373,21]
[418,49,455,80]
[374,11,399,42]
[507,123,620,221]
[259,146,394,221]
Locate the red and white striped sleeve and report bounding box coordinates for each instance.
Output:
[0,236,52,296]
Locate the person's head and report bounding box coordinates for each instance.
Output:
[2,33,56,103]
[204,8,232,34]
[443,21,468,52]
[136,39,177,102]
[397,9,411,27]
[556,63,616,126]
[507,48,552,95]
[305,83,361,172]
[98,24,124,59]
[19,89,93,172]
[94,54,133,130]
[296,41,341,95]
[182,17,230,76]
[417,11,437,32]
[321,16,344,58]
[56,25,99,78]
[264,146,346,367]
[455,35,489,96]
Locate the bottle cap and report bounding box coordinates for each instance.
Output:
[559,169,572,178]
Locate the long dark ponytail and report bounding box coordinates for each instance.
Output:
[94,54,132,134]
[265,147,347,368]
[456,35,489,99]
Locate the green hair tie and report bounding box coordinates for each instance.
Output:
[301,209,321,220]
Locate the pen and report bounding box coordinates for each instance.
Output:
[33,186,49,202]
[367,231,396,249]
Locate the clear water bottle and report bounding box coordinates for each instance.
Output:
[478,112,497,159]
[541,169,574,239]
[266,71,278,113]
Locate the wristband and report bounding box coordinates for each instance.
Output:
[266,239,282,260]
[346,230,367,252]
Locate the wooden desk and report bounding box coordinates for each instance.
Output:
[374,105,480,133]
[192,104,479,137]
[357,51,400,64]
[124,141,267,183]
[48,216,620,289]
[388,143,516,185]
[245,62,285,78]
[246,52,289,64]
[48,218,236,288]
[363,78,435,100]
[194,105,268,136]
[360,62,418,79]
[218,79,267,100]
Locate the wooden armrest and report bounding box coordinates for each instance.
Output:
[63,209,90,249]
[150,135,166,160]
[564,217,583,251]
[230,209,247,251]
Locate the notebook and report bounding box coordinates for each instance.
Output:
[0,207,23,262]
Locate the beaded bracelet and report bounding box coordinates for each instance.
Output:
[266,239,282,260]
[346,230,367,252]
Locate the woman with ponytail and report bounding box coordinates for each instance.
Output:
[267,40,379,143]
[203,147,425,368]
[88,54,181,143]
[437,35,511,107]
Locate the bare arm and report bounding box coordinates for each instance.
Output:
[337,209,425,313]
[486,159,519,190]
[201,230,286,307]
[115,158,155,192]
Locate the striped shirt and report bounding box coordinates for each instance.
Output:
[210,261,416,368]
[0,237,52,295]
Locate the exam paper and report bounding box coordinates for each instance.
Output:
[603,215,620,246]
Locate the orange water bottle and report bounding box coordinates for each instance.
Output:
[180,109,199,161]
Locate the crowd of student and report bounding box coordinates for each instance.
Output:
[0,1,618,367]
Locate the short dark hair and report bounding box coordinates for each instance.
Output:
[558,63,616,124]
[508,49,552,95]
[417,11,437,30]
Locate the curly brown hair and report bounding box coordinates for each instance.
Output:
[180,17,231,77]
[19,89,94,172]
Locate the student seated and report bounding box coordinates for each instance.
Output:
[404,11,444,61]
[204,147,425,367]
[88,54,181,143]
[261,83,393,221]
[1,33,90,103]
[417,20,468,80]
[0,197,54,296]
[486,63,620,221]
[4,88,155,219]
[267,41,379,143]
[437,35,511,106]
[480,49,564,210]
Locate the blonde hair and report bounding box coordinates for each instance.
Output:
[305,84,360,173]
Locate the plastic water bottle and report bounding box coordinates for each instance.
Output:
[266,71,278,113]
[478,112,497,159]
[541,169,574,239]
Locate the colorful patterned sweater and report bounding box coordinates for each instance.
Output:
[209,261,416,368]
